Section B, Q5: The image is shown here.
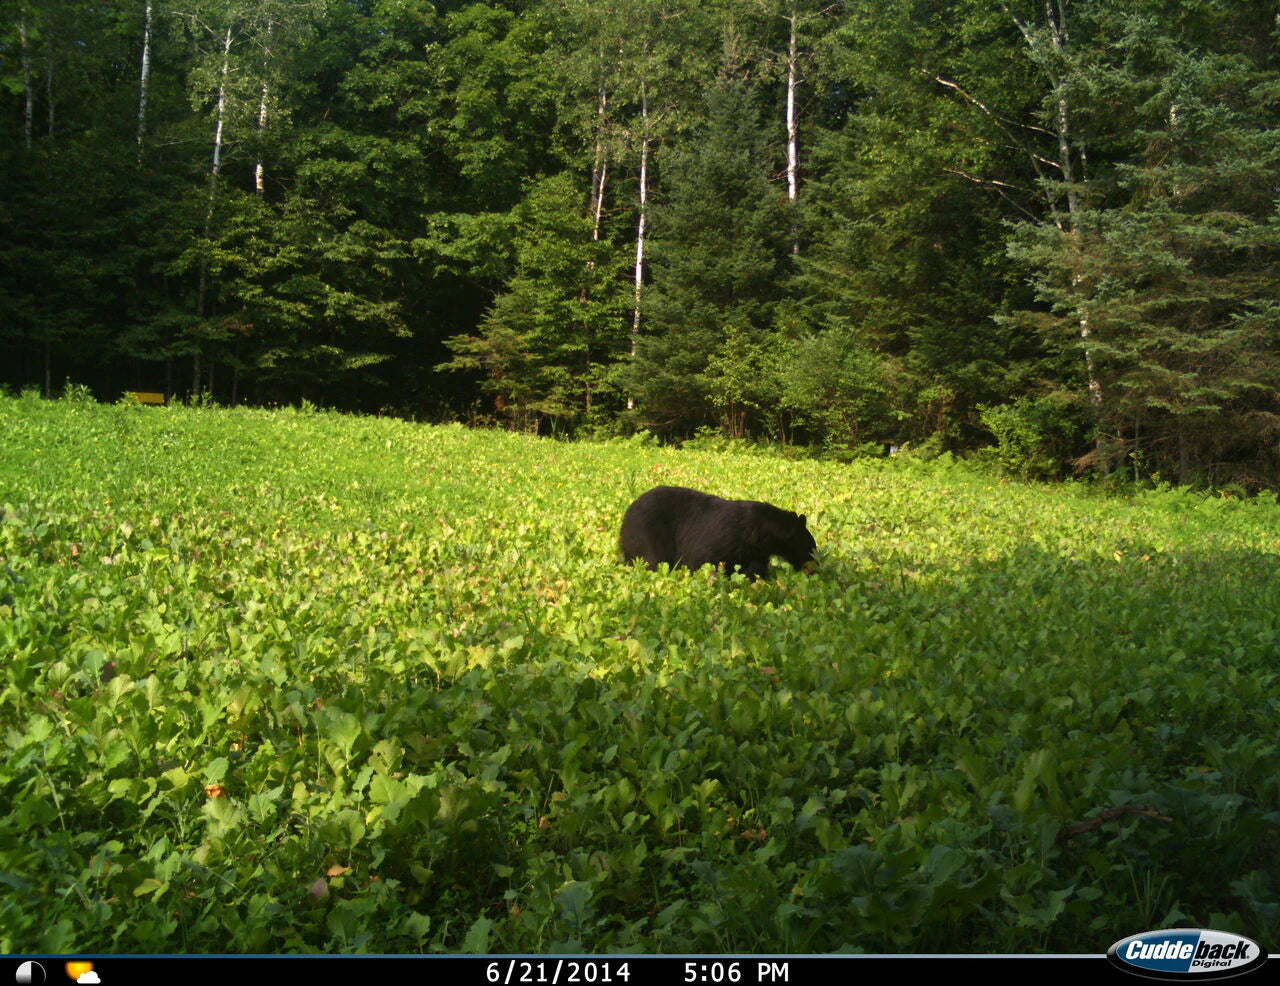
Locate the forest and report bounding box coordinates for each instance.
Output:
[3,0,1280,487]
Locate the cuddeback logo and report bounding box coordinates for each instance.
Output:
[1107,929,1269,980]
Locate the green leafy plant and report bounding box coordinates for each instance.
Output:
[1,395,1276,953]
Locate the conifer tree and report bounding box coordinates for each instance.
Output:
[629,79,790,436]
[1007,2,1280,484]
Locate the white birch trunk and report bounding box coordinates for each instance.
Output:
[627,86,649,411]
[579,82,610,417]
[589,85,608,241]
[255,21,274,197]
[1013,0,1101,406]
[785,2,799,256]
[1046,1,1080,220]
[592,157,607,239]
[254,85,269,195]
[1046,2,1101,407]
[196,23,234,396]
[137,0,153,161]
[209,24,232,185]
[586,141,608,414]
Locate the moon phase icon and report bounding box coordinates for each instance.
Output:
[16,962,47,985]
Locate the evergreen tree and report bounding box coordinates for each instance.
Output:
[797,0,1052,450]
[2,0,1280,485]
[630,79,790,437]
[1006,1,1280,485]
[439,172,628,431]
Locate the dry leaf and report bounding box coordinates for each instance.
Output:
[326,863,351,877]
[204,784,227,798]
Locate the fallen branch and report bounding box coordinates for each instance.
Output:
[1057,805,1172,844]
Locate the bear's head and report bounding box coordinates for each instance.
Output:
[783,513,817,572]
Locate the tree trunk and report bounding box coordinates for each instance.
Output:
[1046,4,1101,408]
[20,6,33,152]
[785,1,800,257]
[254,85,269,195]
[195,22,234,396]
[1012,0,1102,406]
[628,86,649,411]
[137,0,153,162]
[589,84,608,240]
[1072,273,1102,406]
[209,25,232,187]
[255,20,273,197]
[582,82,610,418]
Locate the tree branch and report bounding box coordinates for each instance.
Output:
[942,169,1040,221]
[1056,805,1173,844]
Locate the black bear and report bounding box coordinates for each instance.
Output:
[620,485,816,579]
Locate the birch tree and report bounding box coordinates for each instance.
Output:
[629,80,650,406]
[614,0,704,410]
[769,0,830,258]
[545,0,631,416]
[632,79,789,435]
[588,80,609,241]
[248,0,303,199]
[1006,0,1101,407]
[555,1,621,240]
[193,20,235,395]
[785,1,799,242]
[917,3,1102,412]
[253,16,272,197]
[550,0,681,413]
[1005,2,1280,484]
[175,0,263,397]
[136,0,153,161]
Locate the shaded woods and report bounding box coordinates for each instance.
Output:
[3,0,1279,486]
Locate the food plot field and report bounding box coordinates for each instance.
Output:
[1,393,1277,953]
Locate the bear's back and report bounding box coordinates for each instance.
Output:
[620,486,724,568]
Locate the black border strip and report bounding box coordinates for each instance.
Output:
[13,954,1275,986]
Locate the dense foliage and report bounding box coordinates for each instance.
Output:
[2,393,1278,953]
[3,0,1280,485]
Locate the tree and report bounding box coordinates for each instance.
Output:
[760,0,835,259]
[797,0,1052,449]
[439,173,629,431]
[631,78,790,436]
[1006,2,1280,485]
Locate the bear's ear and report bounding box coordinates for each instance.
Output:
[798,514,806,526]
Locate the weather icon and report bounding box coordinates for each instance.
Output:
[62,965,96,984]
[75,976,99,985]
[15,962,46,985]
